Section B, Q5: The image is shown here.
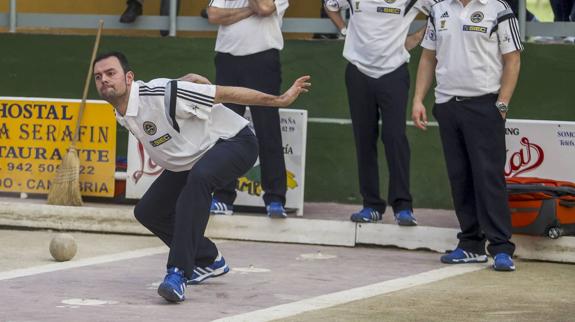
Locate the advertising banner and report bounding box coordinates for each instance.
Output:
[126,108,308,215]
[0,97,117,197]
[505,119,575,182]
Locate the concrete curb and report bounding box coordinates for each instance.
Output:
[1,201,574,263]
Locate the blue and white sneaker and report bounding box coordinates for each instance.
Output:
[157,267,187,303]
[440,248,488,264]
[187,251,230,285]
[394,210,417,226]
[350,208,382,223]
[267,202,287,218]
[493,253,516,271]
[210,198,233,215]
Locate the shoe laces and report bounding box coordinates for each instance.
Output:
[165,267,185,285]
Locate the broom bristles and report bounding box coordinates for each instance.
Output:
[47,147,83,206]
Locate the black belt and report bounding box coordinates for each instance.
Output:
[451,93,497,102]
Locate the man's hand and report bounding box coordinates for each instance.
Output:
[248,0,276,16]
[179,73,212,84]
[276,76,311,107]
[412,101,428,130]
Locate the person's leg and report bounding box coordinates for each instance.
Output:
[345,63,386,214]
[550,0,568,21]
[239,50,286,207]
[134,169,220,267]
[433,101,486,255]
[212,52,247,207]
[372,64,413,214]
[120,0,143,23]
[459,97,515,258]
[168,128,258,277]
[134,169,186,246]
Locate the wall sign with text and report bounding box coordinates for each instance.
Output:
[505,119,575,182]
[0,97,117,197]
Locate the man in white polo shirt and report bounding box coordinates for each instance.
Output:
[93,51,310,302]
[324,0,431,226]
[207,0,290,218]
[412,0,522,271]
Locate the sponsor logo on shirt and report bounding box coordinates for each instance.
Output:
[384,0,397,3]
[150,133,172,147]
[440,11,449,18]
[470,11,484,23]
[143,121,157,135]
[377,6,401,14]
[463,25,488,33]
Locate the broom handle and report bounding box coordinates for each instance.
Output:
[72,20,104,147]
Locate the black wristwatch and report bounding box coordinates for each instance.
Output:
[495,101,509,113]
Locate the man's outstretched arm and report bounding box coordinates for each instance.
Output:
[214,76,311,108]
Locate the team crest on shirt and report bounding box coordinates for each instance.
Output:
[439,19,447,30]
[470,11,484,23]
[143,121,157,135]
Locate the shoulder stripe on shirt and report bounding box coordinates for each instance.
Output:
[168,81,180,133]
[404,0,419,16]
[177,87,214,102]
[509,18,523,51]
[176,91,214,106]
[176,94,214,107]
[496,0,511,10]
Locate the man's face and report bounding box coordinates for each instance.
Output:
[93,56,133,102]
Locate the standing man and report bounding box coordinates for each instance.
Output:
[324,0,430,226]
[93,51,310,302]
[412,0,522,271]
[207,0,290,218]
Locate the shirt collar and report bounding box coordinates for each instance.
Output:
[124,81,140,117]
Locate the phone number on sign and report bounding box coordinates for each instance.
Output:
[2,162,95,174]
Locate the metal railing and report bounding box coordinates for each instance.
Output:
[2,0,575,40]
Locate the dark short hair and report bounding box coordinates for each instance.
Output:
[93,51,132,73]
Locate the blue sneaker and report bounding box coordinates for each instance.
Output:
[267,202,287,218]
[493,253,516,271]
[187,251,230,285]
[394,210,417,226]
[157,267,187,303]
[440,248,488,264]
[350,208,382,223]
[210,198,233,215]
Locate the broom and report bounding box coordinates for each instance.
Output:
[47,20,104,206]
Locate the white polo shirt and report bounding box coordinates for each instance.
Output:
[116,79,249,172]
[209,0,289,56]
[421,0,523,103]
[325,0,433,78]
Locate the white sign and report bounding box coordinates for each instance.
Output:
[505,119,575,182]
[125,108,308,216]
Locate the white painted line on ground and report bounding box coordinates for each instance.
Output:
[307,117,439,127]
[0,246,168,281]
[214,264,486,322]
